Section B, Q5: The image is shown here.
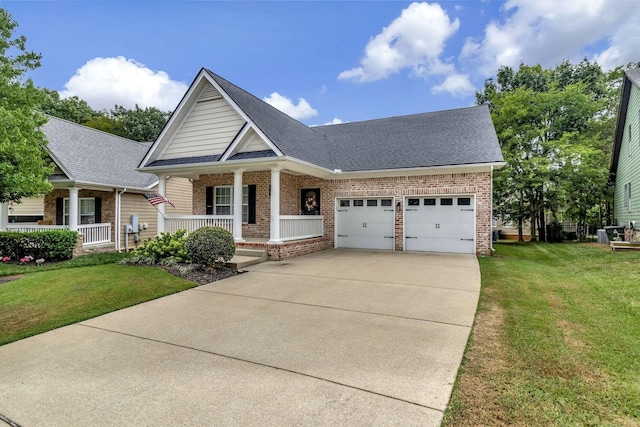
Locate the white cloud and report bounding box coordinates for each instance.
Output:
[60,56,187,111]
[310,118,346,127]
[338,2,460,82]
[461,0,640,75]
[431,74,475,97]
[263,92,318,120]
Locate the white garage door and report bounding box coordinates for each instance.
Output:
[336,198,395,250]
[404,196,475,254]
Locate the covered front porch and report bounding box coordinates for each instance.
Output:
[0,188,112,248]
[153,165,331,260]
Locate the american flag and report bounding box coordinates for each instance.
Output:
[143,193,175,208]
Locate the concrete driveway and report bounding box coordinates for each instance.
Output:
[0,249,480,426]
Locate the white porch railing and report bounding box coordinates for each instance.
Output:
[6,224,66,232]
[280,215,324,241]
[165,215,233,234]
[78,223,111,245]
[6,223,112,246]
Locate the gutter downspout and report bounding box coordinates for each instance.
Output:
[490,165,495,252]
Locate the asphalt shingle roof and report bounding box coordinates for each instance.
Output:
[205,70,502,171]
[316,106,503,171]
[625,68,640,88]
[43,116,158,189]
[206,71,336,169]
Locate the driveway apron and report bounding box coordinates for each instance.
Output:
[0,249,480,426]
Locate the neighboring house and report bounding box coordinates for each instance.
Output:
[494,218,532,241]
[138,69,504,259]
[609,69,640,236]
[0,116,192,251]
[6,196,44,224]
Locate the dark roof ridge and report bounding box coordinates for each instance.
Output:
[313,105,488,132]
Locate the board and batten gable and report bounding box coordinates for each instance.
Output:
[614,81,640,226]
[159,83,246,160]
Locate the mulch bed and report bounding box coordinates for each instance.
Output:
[160,265,238,285]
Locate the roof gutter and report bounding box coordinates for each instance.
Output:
[50,179,154,193]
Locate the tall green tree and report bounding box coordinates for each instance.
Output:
[37,88,99,124]
[0,8,53,203]
[478,60,610,241]
[111,104,169,142]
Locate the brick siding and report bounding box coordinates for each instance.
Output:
[193,170,493,258]
[44,189,116,242]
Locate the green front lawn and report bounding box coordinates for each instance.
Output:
[0,251,128,276]
[443,243,640,426]
[0,257,195,346]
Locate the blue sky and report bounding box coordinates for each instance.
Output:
[4,1,640,126]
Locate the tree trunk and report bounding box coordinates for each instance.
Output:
[518,217,524,242]
[538,206,546,242]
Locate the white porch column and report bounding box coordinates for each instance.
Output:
[68,188,79,231]
[268,167,282,244]
[0,202,8,231]
[157,176,166,234]
[233,169,245,242]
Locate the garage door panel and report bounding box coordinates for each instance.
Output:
[336,199,394,250]
[404,196,475,254]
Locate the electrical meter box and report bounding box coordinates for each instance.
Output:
[130,215,139,232]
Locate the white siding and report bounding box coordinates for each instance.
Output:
[120,193,159,251]
[10,197,45,216]
[166,177,193,216]
[161,97,245,160]
[242,130,270,153]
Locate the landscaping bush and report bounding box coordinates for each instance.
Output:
[185,226,235,269]
[0,230,78,261]
[128,229,189,263]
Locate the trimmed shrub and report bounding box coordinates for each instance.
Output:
[129,229,189,263]
[0,230,78,261]
[185,226,235,268]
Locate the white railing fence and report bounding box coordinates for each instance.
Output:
[280,215,324,241]
[78,223,111,245]
[165,215,233,234]
[6,223,112,246]
[6,224,66,232]
[163,215,324,242]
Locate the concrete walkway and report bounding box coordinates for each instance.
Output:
[0,249,480,426]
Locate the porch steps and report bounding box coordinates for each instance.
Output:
[227,248,268,270]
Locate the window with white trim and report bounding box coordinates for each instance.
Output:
[63,198,96,225]
[628,124,633,156]
[624,183,632,212]
[215,186,249,223]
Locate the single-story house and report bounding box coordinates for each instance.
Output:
[609,68,640,241]
[0,116,192,251]
[137,68,504,259]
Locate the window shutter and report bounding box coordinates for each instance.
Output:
[55,198,63,225]
[205,186,213,215]
[95,198,102,223]
[248,184,256,224]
